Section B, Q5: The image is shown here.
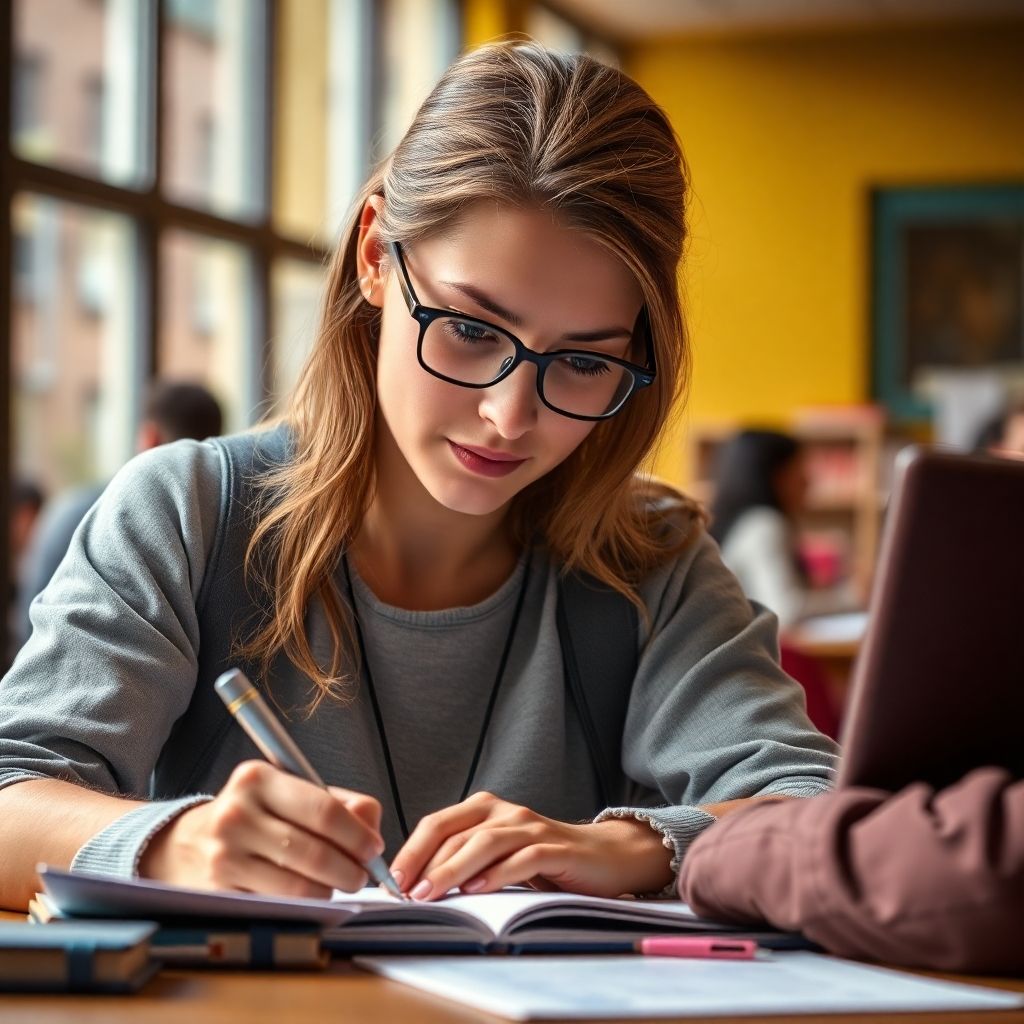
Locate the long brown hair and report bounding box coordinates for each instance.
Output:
[240,41,701,705]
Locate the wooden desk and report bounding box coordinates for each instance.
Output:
[3,914,1024,1023]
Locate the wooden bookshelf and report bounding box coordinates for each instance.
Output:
[688,406,886,591]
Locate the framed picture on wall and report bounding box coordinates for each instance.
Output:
[871,184,1024,421]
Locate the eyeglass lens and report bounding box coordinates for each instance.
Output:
[421,315,634,418]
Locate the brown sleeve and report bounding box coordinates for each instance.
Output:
[678,767,1024,974]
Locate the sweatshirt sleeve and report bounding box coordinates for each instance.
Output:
[595,527,839,882]
[678,767,1024,975]
[0,440,223,868]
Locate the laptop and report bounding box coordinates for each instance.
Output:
[838,447,1024,791]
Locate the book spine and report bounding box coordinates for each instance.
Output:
[155,926,324,968]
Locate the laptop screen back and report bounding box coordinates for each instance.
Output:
[838,448,1024,791]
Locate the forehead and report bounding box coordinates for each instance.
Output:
[410,203,643,324]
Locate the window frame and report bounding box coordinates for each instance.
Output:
[0,0,333,658]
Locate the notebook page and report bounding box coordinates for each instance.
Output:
[333,888,704,941]
[355,953,1024,1020]
[328,887,492,942]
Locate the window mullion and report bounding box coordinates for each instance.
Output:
[0,0,15,663]
[254,0,277,415]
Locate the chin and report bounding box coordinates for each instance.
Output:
[421,470,519,518]
[432,486,511,518]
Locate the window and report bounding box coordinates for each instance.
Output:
[2,0,463,657]
[13,53,44,136]
[81,72,105,163]
[11,0,150,186]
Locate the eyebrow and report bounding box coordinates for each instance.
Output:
[438,280,633,343]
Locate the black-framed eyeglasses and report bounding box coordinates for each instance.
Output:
[386,240,656,421]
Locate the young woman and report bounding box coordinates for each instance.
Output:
[0,42,837,911]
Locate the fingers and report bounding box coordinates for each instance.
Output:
[215,762,384,893]
[247,817,370,894]
[458,843,569,896]
[232,853,335,900]
[331,786,384,833]
[233,762,385,868]
[408,826,551,900]
[390,791,499,895]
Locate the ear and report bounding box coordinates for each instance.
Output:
[355,194,387,310]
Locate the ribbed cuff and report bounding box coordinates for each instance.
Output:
[594,804,718,896]
[71,795,213,878]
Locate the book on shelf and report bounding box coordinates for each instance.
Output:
[38,865,790,955]
[0,919,158,993]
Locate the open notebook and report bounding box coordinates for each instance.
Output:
[38,867,751,954]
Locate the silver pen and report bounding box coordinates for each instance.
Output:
[214,668,406,900]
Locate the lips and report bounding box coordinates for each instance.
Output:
[448,441,527,478]
[457,443,525,462]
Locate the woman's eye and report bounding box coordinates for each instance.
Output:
[563,354,610,376]
[445,319,495,343]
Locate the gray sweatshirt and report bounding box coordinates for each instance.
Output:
[0,437,838,886]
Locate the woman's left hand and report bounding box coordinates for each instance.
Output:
[389,791,674,901]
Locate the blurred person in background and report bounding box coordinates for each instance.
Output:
[16,380,223,647]
[973,399,1024,459]
[9,479,45,573]
[7,479,46,665]
[709,429,857,631]
[709,429,862,737]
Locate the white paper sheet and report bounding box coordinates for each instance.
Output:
[790,611,869,645]
[355,952,1024,1019]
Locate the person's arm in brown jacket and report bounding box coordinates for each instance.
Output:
[679,767,1024,975]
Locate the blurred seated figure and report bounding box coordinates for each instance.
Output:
[9,479,45,575]
[974,400,1024,459]
[17,381,223,646]
[710,429,858,737]
[709,429,855,631]
[7,479,46,668]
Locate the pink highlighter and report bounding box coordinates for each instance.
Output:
[637,936,759,960]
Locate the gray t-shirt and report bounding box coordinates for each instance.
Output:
[0,439,838,884]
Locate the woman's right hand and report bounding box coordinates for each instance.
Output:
[138,760,385,898]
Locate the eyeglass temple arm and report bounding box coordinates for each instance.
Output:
[639,308,657,378]
[386,240,418,311]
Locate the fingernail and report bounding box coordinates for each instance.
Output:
[461,876,487,893]
[410,879,432,901]
[390,868,405,890]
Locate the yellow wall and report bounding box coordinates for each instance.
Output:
[626,23,1024,484]
[463,0,527,45]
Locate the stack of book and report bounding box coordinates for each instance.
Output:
[34,865,789,957]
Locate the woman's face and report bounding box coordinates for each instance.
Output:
[360,201,644,519]
[773,452,810,518]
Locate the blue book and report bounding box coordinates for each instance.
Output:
[0,920,158,993]
[29,894,326,969]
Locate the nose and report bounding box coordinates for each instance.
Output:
[477,362,540,440]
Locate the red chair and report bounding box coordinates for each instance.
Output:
[780,642,841,740]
